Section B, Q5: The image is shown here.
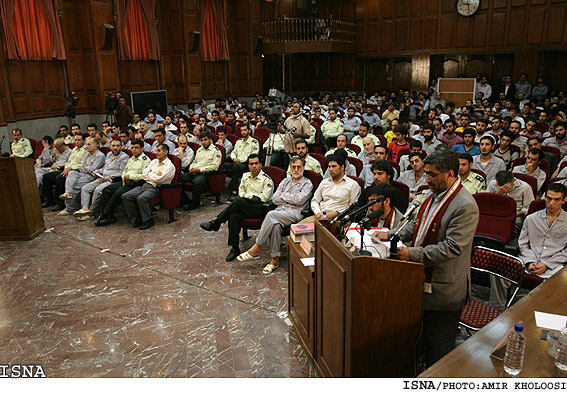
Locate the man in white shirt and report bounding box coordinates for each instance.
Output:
[122,144,176,230]
[513,148,547,193]
[306,154,360,222]
[473,135,506,184]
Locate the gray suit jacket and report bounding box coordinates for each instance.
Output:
[399,186,479,311]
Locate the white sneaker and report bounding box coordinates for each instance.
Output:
[59,192,73,200]
[57,209,72,216]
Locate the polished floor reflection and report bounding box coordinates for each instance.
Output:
[0,198,317,378]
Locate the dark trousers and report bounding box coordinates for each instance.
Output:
[216,197,269,248]
[422,309,462,367]
[262,150,286,169]
[41,170,64,205]
[225,161,248,192]
[179,172,208,206]
[100,180,142,217]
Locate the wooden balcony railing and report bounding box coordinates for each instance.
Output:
[262,17,356,44]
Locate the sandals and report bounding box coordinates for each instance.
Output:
[262,263,279,275]
[237,251,260,262]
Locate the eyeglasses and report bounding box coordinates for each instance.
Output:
[425,171,445,180]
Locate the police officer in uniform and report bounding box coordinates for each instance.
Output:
[95,139,151,226]
[179,130,223,210]
[458,153,486,195]
[226,123,260,194]
[200,154,274,262]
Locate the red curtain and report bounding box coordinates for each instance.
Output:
[199,0,229,62]
[0,0,65,60]
[37,0,66,60]
[115,0,159,61]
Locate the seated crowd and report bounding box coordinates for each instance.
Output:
[8,77,567,286]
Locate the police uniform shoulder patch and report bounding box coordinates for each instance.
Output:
[140,154,148,160]
[474,174,484,182]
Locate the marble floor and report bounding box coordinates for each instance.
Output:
[0,196,317,378]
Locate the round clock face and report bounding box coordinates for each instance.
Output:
[456,0,480,17]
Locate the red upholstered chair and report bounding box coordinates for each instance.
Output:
[512,157,551,182]
[309,152,328,173]
[390,180,410,208]
[308,122,325,154]
[388,160,401,177]
[111,135,121,141]
[27,138,37,158]
[67,143,76,149]
[460,246,524,332]
[122,149,133,157]
[182,144,226,204]
[146,152,157,160]
[254,127,271,141]
[376,135,387,147]
[217,125,233,135]
[346,143,361,155]
[535,121,549,133]
[304,170,323,191]
[311,118,323,127]
[187,142,200,156]
[100,147,111,155]
[513,172,538,197]
[234,126,242,138]
[145,138,156,146]
[527,198,567,216]
[542,146,561,162]
[548,177,567,188]
[473,193,517,246]
[33,138,44,160]
[347,157,363,176]
[241,166,287,240]
[148,154,182,224]
[226,134,239,147]
[206,125,215,133]
[396,148,410,163]
[348,175,365,190]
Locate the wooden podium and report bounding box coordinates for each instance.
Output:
[0,157,45,240]
[288,221,424,377]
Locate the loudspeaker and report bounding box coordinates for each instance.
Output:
[103,23,114,49]
[255,36,264,54]
[191,31,201,51]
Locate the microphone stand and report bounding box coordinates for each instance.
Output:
[389,216,412,259]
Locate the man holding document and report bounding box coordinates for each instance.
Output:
[374,150,479,367]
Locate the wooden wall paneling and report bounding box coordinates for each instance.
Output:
[489,12,507,46]
[411,0,424,17]
[394,21,409,50]
[454,18,471,48]
[526,7,546,45]
[365,58,390,92]
[443,57,460,78]
[532,0,546,4]
[183,0,201,101]
[512,49,538,81]
[512,0,527,6]
[411,54,430,91]
[490,53,514,84]
[423,17,438,49]
[380,0,394,19]
[393,58,412,90]
[409,19,423,50]
[366,0,379,19]
[425,0,439,16]
[381,21,394,51]
[541,51,567,91]
[395,0,409,18]
[439,15,455,49]
[463,55,487,80]
[545,5,566,43]
[493,0,508,8]
[472,12,488,47]
[440,0,453,13]
[507,9,526,45]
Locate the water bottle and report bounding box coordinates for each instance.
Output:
[555,327,567,371]
[321,211,327,220]
[503,323,526,376]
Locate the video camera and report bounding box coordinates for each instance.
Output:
[105,91,119,113]
[64,92,79,118]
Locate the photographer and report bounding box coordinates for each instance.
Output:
[114,95,133,127]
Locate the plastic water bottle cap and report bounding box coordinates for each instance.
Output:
[514,324,524,332]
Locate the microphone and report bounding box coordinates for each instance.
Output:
[330,201,359,225]
[359,208,385,228]
[330,195,385,225]
[399,199,422,222]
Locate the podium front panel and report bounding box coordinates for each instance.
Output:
[287,238,316,360]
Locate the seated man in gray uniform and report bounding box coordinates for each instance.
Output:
[236,156,313,275]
